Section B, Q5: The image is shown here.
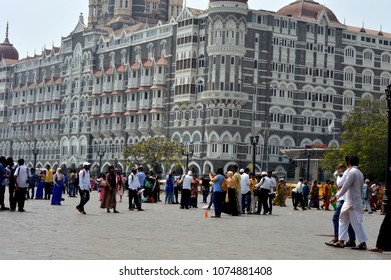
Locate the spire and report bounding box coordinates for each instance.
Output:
[3,21,10,44]
[6,21,9,39]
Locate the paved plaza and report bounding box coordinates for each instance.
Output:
[0,191,390,260]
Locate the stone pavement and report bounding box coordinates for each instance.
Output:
[0,191,390,260]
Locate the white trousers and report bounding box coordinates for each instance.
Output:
[237,192,242,213]
[338,206,368,243]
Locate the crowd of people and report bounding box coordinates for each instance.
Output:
[1,154,390,254]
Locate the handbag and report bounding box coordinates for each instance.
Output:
[221,179,228,192]
[225,191,229,203]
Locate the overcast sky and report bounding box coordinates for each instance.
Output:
[1,0,390,59]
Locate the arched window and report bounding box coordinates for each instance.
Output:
[343,91,355,110]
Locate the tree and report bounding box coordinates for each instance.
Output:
[321,99,387,180]
[123,137,184,173]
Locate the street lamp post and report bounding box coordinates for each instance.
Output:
[32,146,39,168]
[183,143,194,170]
[304,147,315,182]
[384,84,391,211]
[250,135,260,174]
[97,146,106,176]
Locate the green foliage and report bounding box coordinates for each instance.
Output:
[123,137,184,173]
[321,99,388,180]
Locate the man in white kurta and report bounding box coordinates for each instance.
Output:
[333,156,368,249]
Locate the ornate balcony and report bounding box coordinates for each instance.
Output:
[199,90,249,105]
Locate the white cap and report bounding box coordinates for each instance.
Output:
[239,169,245,173]
[279,178,285,181]
[261,171,267,176]
[83,162,91,167]
[188,171,192,175]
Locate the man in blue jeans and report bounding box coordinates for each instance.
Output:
[325,162,356,247]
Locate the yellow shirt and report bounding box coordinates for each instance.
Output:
[44,169,54,183]
[249,178,258,194]
[233,172,241,191]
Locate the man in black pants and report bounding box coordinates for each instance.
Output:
[128,168,143,211]
[0,156,7,211]
[180,171,192,209]
[76,162,91,215]
[7,157,17,211]
[294,177,306,210]
[255,172,271,215]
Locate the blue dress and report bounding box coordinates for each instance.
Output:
[51,174,63,205]
[35,181,44,199]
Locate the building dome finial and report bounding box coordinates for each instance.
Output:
[0,22,19,60]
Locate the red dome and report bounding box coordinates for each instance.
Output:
[276,0,341,25]
[0,23,19,61]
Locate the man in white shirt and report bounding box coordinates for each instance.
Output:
[331,155,368,250]
[294,178,305,210]
[268,171,277,215]
[240,168,251,214]
[255,172,271,215]
[128,168,143,211]
[180,171,193,209]
[76,162,91,215]
[14,159,30,212]
[325,161,356,247]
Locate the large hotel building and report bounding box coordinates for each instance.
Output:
[0,0,390,178]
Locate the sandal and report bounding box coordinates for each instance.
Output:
[369,247,382,253]
[351,243,367,250]
[332,242,345,248]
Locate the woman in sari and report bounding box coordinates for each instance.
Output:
[100,166,119,213]
[274,178,286,207]
[35,170,45,199]
[190,174,199,208]
[51,168,64,205]
[116,171,124,203]
[309,180,320,210]
[224,171,239,216]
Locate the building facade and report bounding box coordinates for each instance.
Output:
[1,0,390,178]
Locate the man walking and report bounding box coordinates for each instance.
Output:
[294,178,305,210]
[76,162,91,215]
[14,159,30,212]
[331,155,368,250]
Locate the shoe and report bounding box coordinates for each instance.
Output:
[325,239,338,246]
[351,243,367,250]
[211,216,220,218]
[294,208,298,211]
[321,205,324,210]
[332,242,345,248]
[129,208,134,211]
[107,209,111,213]
[138,209,144,211]
[114,210,119,213]
[345,241,356,248]
[18,209,25,212]
[82,211,87,215]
